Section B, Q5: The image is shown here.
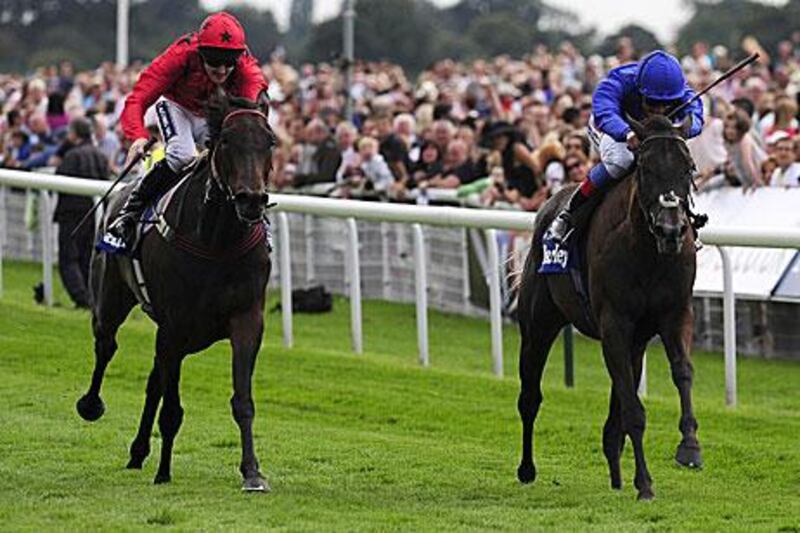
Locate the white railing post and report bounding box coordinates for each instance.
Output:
[638,351,647,397]
[381,222,390,300]
[484,229,503,378]
[346,217,363,354]
[304,214,315,285]
[718,246,737,407]
[277,212,293,348]
[412,224,429,367]
[0,185,6,298]
[39,190,54,306]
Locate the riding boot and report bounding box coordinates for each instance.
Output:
[547,182,593,243]
[99,160,179,254]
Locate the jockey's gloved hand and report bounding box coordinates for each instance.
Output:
[125,138,151,167]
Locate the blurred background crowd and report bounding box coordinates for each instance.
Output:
[1,0,800,212]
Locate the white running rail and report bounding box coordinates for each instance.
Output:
[2,169,800,406]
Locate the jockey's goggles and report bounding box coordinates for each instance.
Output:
[200,47,242,68]
[643,97,682,111]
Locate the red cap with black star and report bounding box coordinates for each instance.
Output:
[198,12,246,50]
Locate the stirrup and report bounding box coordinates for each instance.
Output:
[546,214,573,244]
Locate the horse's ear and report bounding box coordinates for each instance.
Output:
[626,113,647,140]
[676,114,692,139]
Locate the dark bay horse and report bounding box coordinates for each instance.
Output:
[516,115,702,500]
[76,95,276,491]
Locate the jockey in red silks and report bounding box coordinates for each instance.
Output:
[99,11,269,254]
[547,50,704,243]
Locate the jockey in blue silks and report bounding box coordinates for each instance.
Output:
[547,50,704,243]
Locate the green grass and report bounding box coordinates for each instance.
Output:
[0,260,798,531]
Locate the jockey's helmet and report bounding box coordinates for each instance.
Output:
[198,12,247,51]
[636,50,685,102]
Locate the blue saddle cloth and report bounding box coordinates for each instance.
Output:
[538,233,597,332]
[538,235,576,274]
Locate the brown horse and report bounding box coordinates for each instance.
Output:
[516,115,702,500]
[76,94,276,491]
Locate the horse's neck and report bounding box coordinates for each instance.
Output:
[603,177,654,252]
[177,171,248,249]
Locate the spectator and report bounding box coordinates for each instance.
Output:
[334,121,359,183]
[722,108,766,189]
[482,121,541,200]
[91,113,121,171]
[293,118,341,187]
[426,139,476,189]
[357,136,393,193]
[563,151,590,188]
[768,136,800,187]
[53,117,110,308]
[375,113,410,184]
[431,119,455,153]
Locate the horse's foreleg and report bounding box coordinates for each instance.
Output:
[127,362,162,469]
[601,317,653,500]
[154,344,184,484]
[660,310,702,469]
[230,309,268,492]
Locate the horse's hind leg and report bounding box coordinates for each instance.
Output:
[126,361,162,469]
[602,386,624,489]
[76,255,136,421]
[517,279,567,484]
[660,309,702,468]
[230,308,268,492]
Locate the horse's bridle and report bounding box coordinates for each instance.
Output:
[635,133,698,236]
[208,108,273,203]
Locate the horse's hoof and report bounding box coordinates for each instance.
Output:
[153,473,171,485]
[675,443,703,469]
[637,488,655,501]
[76,394,105,421]
[517,463,536,484]
[126,457,144,470]
[242,476,270,493]
[610,477,622,490]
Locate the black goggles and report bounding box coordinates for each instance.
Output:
[200,48,242,68]
[643,97,682,110]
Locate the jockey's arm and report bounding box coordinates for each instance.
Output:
[237,52,269,102]
[676,85,705,138]
[120,39,189,142]
[592,69,632,142]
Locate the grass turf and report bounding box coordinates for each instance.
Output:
[0,260,798,531]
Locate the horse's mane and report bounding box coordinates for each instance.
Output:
[640,115,677,135]
[206,95,261,143]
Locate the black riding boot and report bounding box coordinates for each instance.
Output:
[547,183,593,243]
[100,160,178,253]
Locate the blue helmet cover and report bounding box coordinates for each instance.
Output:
[636,50,685,101]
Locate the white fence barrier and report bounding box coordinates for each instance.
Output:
[2,169,800,406]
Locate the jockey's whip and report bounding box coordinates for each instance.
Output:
[668,52,760,120]
[70,138,156,238]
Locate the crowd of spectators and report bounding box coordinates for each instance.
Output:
[2,34,800,214]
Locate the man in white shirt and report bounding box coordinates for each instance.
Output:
[769,137,800,187]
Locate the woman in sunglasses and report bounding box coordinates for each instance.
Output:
[547,50,704,243]
[99,11,268,254]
